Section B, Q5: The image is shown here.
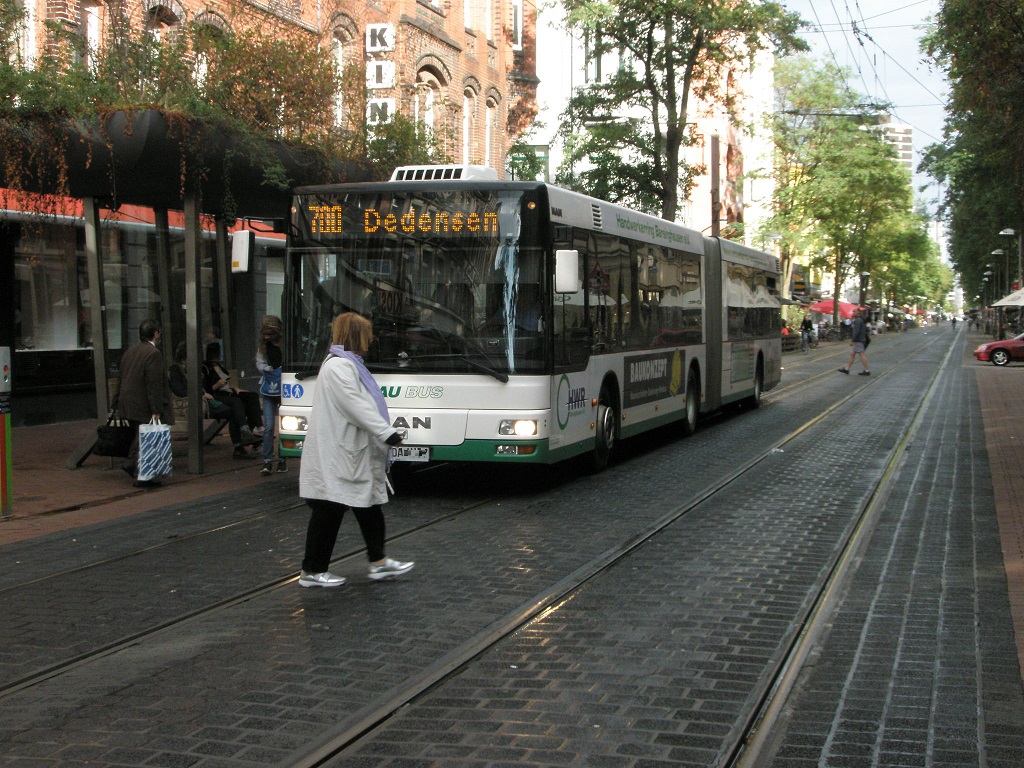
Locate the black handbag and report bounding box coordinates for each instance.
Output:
[94,399,134,458]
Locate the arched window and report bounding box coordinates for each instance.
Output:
[462,88,477,165]
[415,69,444,134]
[78,0,103,72]
[14,0,36,68]
[510,0,523,50]
[332,21,357,126]
[193,13,228,89]
[484,90,501,169]
[484,97,497,168]
[144,1,183,40]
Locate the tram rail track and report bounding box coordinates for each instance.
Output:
[283,332,954,767]
[0,329,954,768]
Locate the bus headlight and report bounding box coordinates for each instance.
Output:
[280,415,307,432]
[498,419,537,437]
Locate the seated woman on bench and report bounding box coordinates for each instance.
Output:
[202,343,263,459]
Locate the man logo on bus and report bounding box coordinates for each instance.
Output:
[556,374,586,430]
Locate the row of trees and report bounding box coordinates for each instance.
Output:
[538,0,949,316]
[921,0,1024,305]
[0,0,955,313]
[767,56,949,316]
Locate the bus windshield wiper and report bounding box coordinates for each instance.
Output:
[416,353,509,382]
[294,367,321,381]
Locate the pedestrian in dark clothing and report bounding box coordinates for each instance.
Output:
[202,343,262,459]
[838,308,871,376]
[800,313,814,352]
[117,319,175,487]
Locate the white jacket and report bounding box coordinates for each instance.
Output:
[299,356,396,508]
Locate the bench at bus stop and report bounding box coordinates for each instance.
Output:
[782,334,801,353]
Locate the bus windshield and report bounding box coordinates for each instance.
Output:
[287,187,548,378]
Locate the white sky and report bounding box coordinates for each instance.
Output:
[781,0,949,213]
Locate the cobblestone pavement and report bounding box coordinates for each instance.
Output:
[753,329,1024,767]
[0,326,1021,768]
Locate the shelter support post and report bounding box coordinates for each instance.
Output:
[155,209,174,362]
[215,218,233,369]
[184,194,204,474]
[67,198,110,469]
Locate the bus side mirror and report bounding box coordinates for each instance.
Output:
[554,250,579,294]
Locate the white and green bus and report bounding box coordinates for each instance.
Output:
[278,165,781,469]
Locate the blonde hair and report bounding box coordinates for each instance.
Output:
[332,312,373,355]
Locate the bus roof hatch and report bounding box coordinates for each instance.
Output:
[390,165,500,182]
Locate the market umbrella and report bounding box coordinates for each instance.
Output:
[808,298,861,319]
[992,288,1024,307]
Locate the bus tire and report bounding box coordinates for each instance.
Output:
[682,368,699,437]
[744,359,764,409]
[593,384,618,471]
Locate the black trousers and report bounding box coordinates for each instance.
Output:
[301,498,386,573]
[215,390,262,445]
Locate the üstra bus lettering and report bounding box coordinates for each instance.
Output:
[363,209,499,234]
[380,385,445,398]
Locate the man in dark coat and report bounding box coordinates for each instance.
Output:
[117,319,175,487]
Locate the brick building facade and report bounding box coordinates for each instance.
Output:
[22,0,538,176]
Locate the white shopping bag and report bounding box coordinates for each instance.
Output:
[137,418,173,481]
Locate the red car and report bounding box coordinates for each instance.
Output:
[974,332,1024,366]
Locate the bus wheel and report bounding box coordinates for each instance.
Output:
[682,369,699,437]
[593,386,618,471]
[745,361,763,409]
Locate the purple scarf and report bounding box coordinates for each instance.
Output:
[328,345,390,425]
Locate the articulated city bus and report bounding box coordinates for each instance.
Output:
[277,165,781,469]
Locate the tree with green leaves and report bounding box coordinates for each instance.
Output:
[554,0,805,220]
[921,0,1024,303]
[764,55,942,322]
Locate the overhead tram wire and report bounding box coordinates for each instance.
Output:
[803,0,944,145]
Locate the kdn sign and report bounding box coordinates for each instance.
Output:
[366,24,396,126]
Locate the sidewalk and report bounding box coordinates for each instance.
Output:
[0,418,291,545]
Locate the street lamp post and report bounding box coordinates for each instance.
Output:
[1000,228,1018,290]
[992,249,1009,296]
[859,271,870,318]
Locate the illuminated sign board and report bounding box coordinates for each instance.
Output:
[305,204,500,237]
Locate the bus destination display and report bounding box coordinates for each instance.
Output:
[303,203,500,238]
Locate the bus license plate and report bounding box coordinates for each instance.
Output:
[392,446,430,462]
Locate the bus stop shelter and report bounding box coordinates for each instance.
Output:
[0,109,368,474]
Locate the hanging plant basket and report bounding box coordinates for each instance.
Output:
[0,109,369,219]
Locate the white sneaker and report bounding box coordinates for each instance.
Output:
[298,571,346,588]
[368,558,414,580]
